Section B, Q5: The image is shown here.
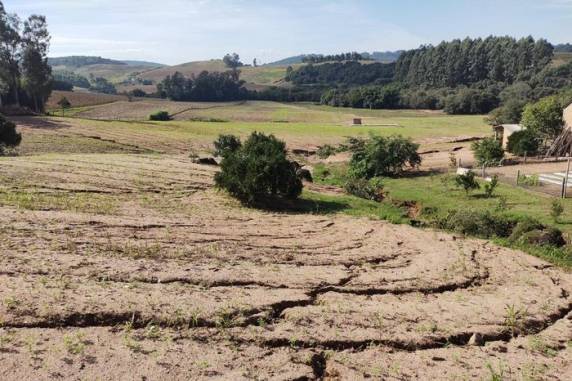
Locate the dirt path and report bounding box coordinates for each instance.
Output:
[0,154,570,380]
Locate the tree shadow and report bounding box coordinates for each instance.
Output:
[12,116,71,130]
[393,169,443,179]
[250,196,350,215]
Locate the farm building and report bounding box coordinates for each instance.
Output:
[493,124,524,149]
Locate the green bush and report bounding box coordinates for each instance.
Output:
[484,175,499,198]
[316,144,337,159]
[214,132,303,205]
[149,111,171,121]
[518,228,566,247]
[550,200,564,222]
[344,177,384,202]
[471,137,504,166]
[455,170,480,195]
[508,218,544,242]
[435,209,516,238]
[0,114,21,154]
[348,135,421,179]
[213,134,242,157]
[506,130,539,156]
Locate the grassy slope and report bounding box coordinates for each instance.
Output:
[313,162,572,268]
[38,112,487,153]
[137,60,295,87]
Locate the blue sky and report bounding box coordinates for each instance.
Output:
[4,0,572,65]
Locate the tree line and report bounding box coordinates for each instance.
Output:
[157,70,247,102]
[394,36,553,87]
[301,52,367,64]
[285,61,395,86]
[0,1,52,112]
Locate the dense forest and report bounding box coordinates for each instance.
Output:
[157,70,247,102]
[0,2,52,112]
[310,36,572,115]
[285,61,395,86]
[394,37,553,87]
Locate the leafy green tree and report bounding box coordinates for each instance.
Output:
[0,113,21,152]
[348,135,421,178]
[0,3,22,106]
[455,171,480,195]
[487,99,526,125]
[57,96,71,116]
[213,134,241,157]
[21,15,52,112]
[506,129,539,156]
[223,53,242,69]
[214,132,302,205]
[471,137,504,166]
[521,96,564,141]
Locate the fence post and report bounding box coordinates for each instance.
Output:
[524,151,527,164]
[562,178,566,199]
[565,156,571,198]
[516,170,520,186]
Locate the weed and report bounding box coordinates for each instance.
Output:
[550,200,564,223]
[3,297,20,311]
[504,304,528,337]
[527,336,558,357]
[486,362,506,381]
[63,333,86,355]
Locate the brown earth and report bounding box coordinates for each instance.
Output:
[0,152,570,380]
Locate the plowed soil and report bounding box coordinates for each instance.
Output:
[0,151,571,380]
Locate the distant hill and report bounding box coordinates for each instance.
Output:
[555,43,572,53]
[264,55,308,67]
[266,51,403,66]
[138,59,290,89]
[365,51,404,62]
[49,56,126,68]
[49,56,166,84]
[120,60,167,68]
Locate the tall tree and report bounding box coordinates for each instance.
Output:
[21,15,52,112]
[0,2,21,106]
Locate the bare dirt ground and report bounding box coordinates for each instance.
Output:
[0,152,571,380]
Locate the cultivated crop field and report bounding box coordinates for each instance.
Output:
[1,103,571,380]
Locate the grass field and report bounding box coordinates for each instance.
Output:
[14,104,489,156]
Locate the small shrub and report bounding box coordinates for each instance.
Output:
[508,218,544,242]
[518,228,566,247]
[348,135,421,179]
[316,144,337,159]
[213,134,241,157]
[484,175,499,198]
[471,137,504,166]
[455,171,480,195]
[506,129,539,156]
[214,132,303,205]
[518,174,540,186]
[550,199,564,222]
[0,114,22,154]
[435,209,516,238]
[495,196,510,212]
[149,111,171,121]
[344,177,384,202]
